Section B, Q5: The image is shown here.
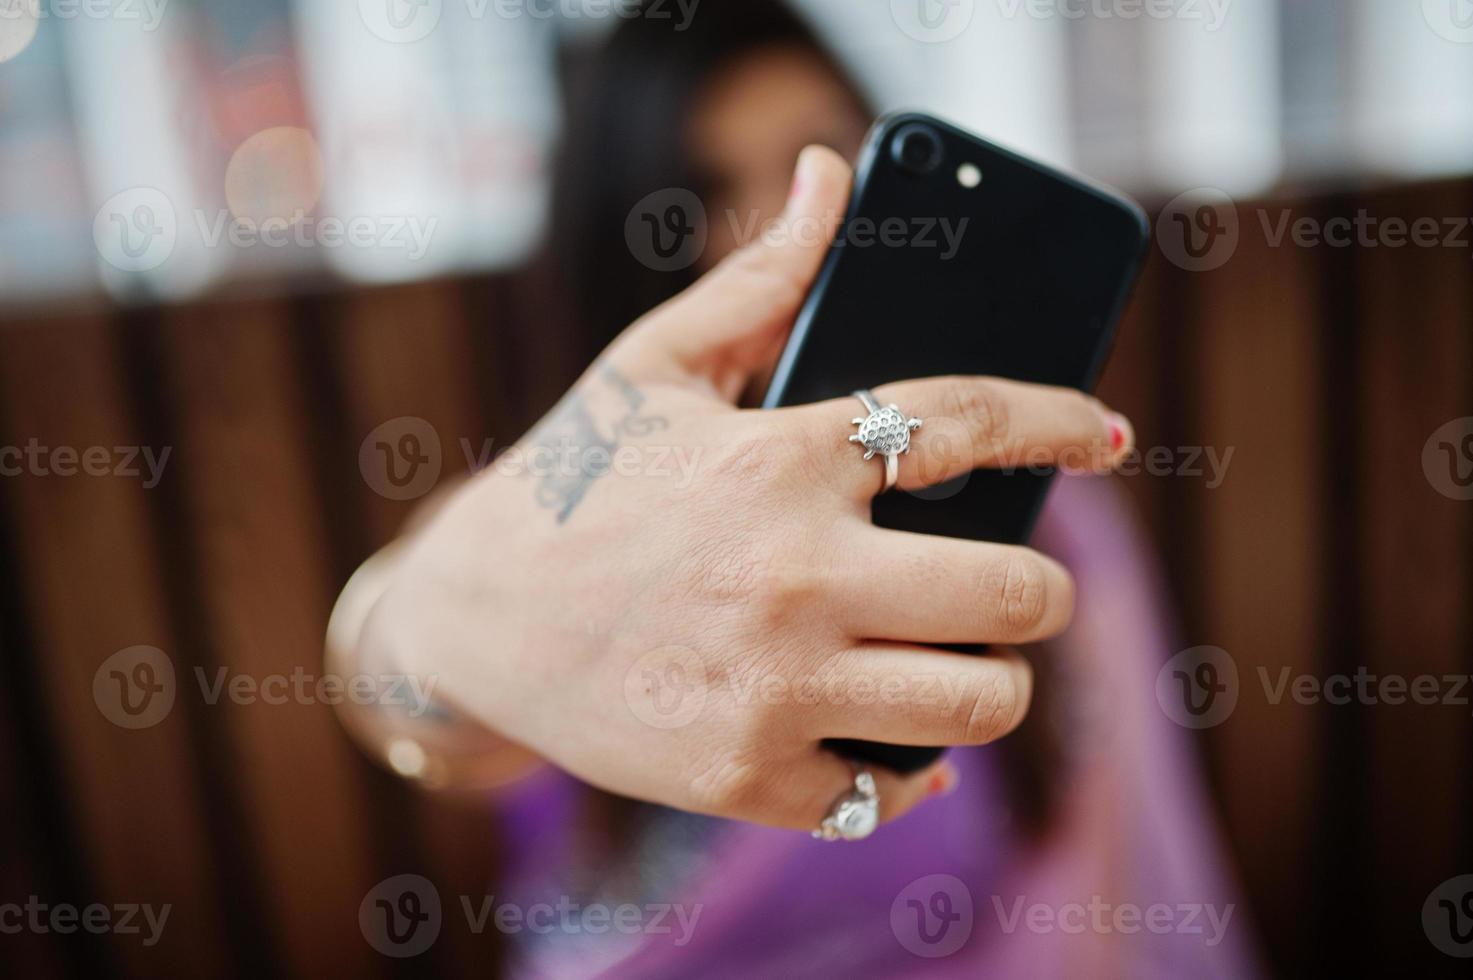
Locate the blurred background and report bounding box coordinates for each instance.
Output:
[1,0,1470,976]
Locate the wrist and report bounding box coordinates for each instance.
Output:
[328,543,543,791]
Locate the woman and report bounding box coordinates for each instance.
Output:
[328,2,1260,975]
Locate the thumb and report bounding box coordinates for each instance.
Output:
[617,145,854,400]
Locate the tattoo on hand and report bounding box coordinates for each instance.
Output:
[602,364,669,438]
[524,365,667,523]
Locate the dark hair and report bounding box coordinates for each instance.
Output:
[546,0,863,363]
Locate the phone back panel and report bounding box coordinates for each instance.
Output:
[762,113,1149,772]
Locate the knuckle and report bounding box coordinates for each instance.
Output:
[981,553,1052,636]
[679,519,817,621]
[750,560,822,623]
[949,380,1011,458]
[721,245,804,311]
[691,752,770,817]
[959,672,1018,744]
[707,430,788,487]
[789,417,858,492]
[679,430,828,615]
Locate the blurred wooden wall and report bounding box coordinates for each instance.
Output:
[1,178,1470,978]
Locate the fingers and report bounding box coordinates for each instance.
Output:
[617,145,853,399]
[690,639,1030,831]
[830,528,1075,645]
[784,644,1032,748]
[791,375,1132,496]
[717,750,959,833]
[705,641,1026,830]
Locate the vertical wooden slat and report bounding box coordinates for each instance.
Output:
[1154,256,1211,638]
[0,459,101,980]
[335,280,485,543]
[460,274,538,440]
[1098,249,1171,528]
[1190,202,1325,974]
[1356,181,1473,972]
[331,280,505,976]
[1305,191,1374,979]
[156,299,383,979]
[0,712,68,978]
[0,316,230,978]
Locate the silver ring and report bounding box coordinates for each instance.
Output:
[849,390,923,493]
[812,769,879,841]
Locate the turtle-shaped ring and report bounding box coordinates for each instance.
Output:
[812,768,879,842]
[848,389,923,493]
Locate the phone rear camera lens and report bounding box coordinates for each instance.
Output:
[891,124,943,176]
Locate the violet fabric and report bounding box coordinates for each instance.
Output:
[491,478,1264,978]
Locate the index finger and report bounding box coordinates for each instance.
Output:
[786,375,1133,496]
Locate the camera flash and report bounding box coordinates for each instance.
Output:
[957,163,982,188]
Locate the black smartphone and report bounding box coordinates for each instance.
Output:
[762,111,1149,774]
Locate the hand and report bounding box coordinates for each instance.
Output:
[360,146,1135,831]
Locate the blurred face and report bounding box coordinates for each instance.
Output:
[685,44,869,271]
